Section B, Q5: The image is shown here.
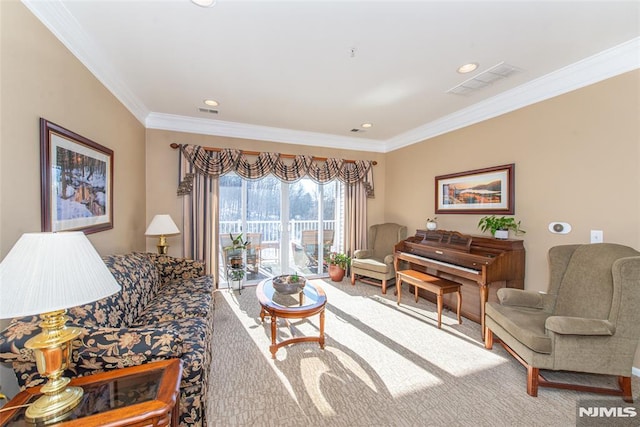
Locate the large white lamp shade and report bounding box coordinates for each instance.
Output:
[0,232,120,319]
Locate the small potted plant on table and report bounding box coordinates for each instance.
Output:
[272,273,307,294]
[478,215,525,239]
[326,251,351,282]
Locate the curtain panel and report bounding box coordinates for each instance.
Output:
[178,150,217,277]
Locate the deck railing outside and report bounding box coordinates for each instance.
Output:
[220,220,336,244]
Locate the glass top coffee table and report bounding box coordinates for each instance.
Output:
[256,278,327,359]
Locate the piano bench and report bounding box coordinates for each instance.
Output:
[396,270,462,329]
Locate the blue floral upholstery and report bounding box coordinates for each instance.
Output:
[0,252,214,427]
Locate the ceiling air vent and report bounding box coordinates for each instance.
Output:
[447,62,521,96]
[198,107,218,114]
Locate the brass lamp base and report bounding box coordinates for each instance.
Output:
[157,235,169,254]
[26,384,83,424]
[24,310,85,424]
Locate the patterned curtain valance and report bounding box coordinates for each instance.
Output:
[177,144,375,197]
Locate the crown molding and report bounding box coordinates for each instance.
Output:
[146,113,386,152]
[22,0,639,153]
[22,0,149,124]
[385,37,640,152]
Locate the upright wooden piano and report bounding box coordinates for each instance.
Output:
[394,229,525,337]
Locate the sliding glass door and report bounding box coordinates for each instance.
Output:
[219,173,343,286]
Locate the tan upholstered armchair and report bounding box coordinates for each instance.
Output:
[485,243,640,401]
[351,223,407,294]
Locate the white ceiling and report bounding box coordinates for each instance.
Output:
[24,0,640,153]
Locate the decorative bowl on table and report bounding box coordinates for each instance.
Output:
[272,274,307,295]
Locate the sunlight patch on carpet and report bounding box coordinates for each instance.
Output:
[320,281,507,384]
[300,356,337,416]
[221,279,507,402]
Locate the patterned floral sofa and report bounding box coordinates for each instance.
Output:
[0,252,214,427]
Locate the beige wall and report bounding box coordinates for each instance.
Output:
[0,1,146,395]
[385,70,640,291]
[0,1,147,256]
[145,129,386,255]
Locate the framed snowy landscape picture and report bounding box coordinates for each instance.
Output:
[40,119,113,234]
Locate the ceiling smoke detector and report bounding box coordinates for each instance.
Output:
[447,62,521,95]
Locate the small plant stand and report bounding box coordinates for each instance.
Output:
[225,251,246,294]
[227,263,245,294]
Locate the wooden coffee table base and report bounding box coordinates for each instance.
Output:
[257,279,327,359]
[260,306,326,359]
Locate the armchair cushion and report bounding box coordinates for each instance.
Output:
[545,316,615,336]
[353,249,372,259]
[485,302,552,353]
[497,288,552,310]
[351,257,390,274]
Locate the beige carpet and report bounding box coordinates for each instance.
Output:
[208,278,639,426]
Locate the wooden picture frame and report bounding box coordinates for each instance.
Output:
[40,118,114,233]
[435,163,514,215]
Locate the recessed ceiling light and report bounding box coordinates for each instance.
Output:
[361,123,373,128]
[203,99,219,107]
[457,63,478,74]
[191,0,216,7]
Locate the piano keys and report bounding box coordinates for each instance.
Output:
[394,229,525,338]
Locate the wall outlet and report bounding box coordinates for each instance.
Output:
[590,230,603,244]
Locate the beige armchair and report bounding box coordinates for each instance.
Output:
[351,223,407,294]
[485,243,640,401]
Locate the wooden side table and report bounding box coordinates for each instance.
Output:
[0,359,182,427]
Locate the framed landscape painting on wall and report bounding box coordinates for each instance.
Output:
[40,118,114,234]
[435,163,514,215]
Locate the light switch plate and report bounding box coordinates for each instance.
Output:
[590,230,603,244]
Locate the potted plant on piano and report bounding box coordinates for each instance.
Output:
[478,215,525,239]
[326,251,351,282]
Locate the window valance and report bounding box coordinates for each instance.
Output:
[176,144,375,197]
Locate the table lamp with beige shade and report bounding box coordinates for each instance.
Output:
[145,214,180,254]
[0,231,120,424]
